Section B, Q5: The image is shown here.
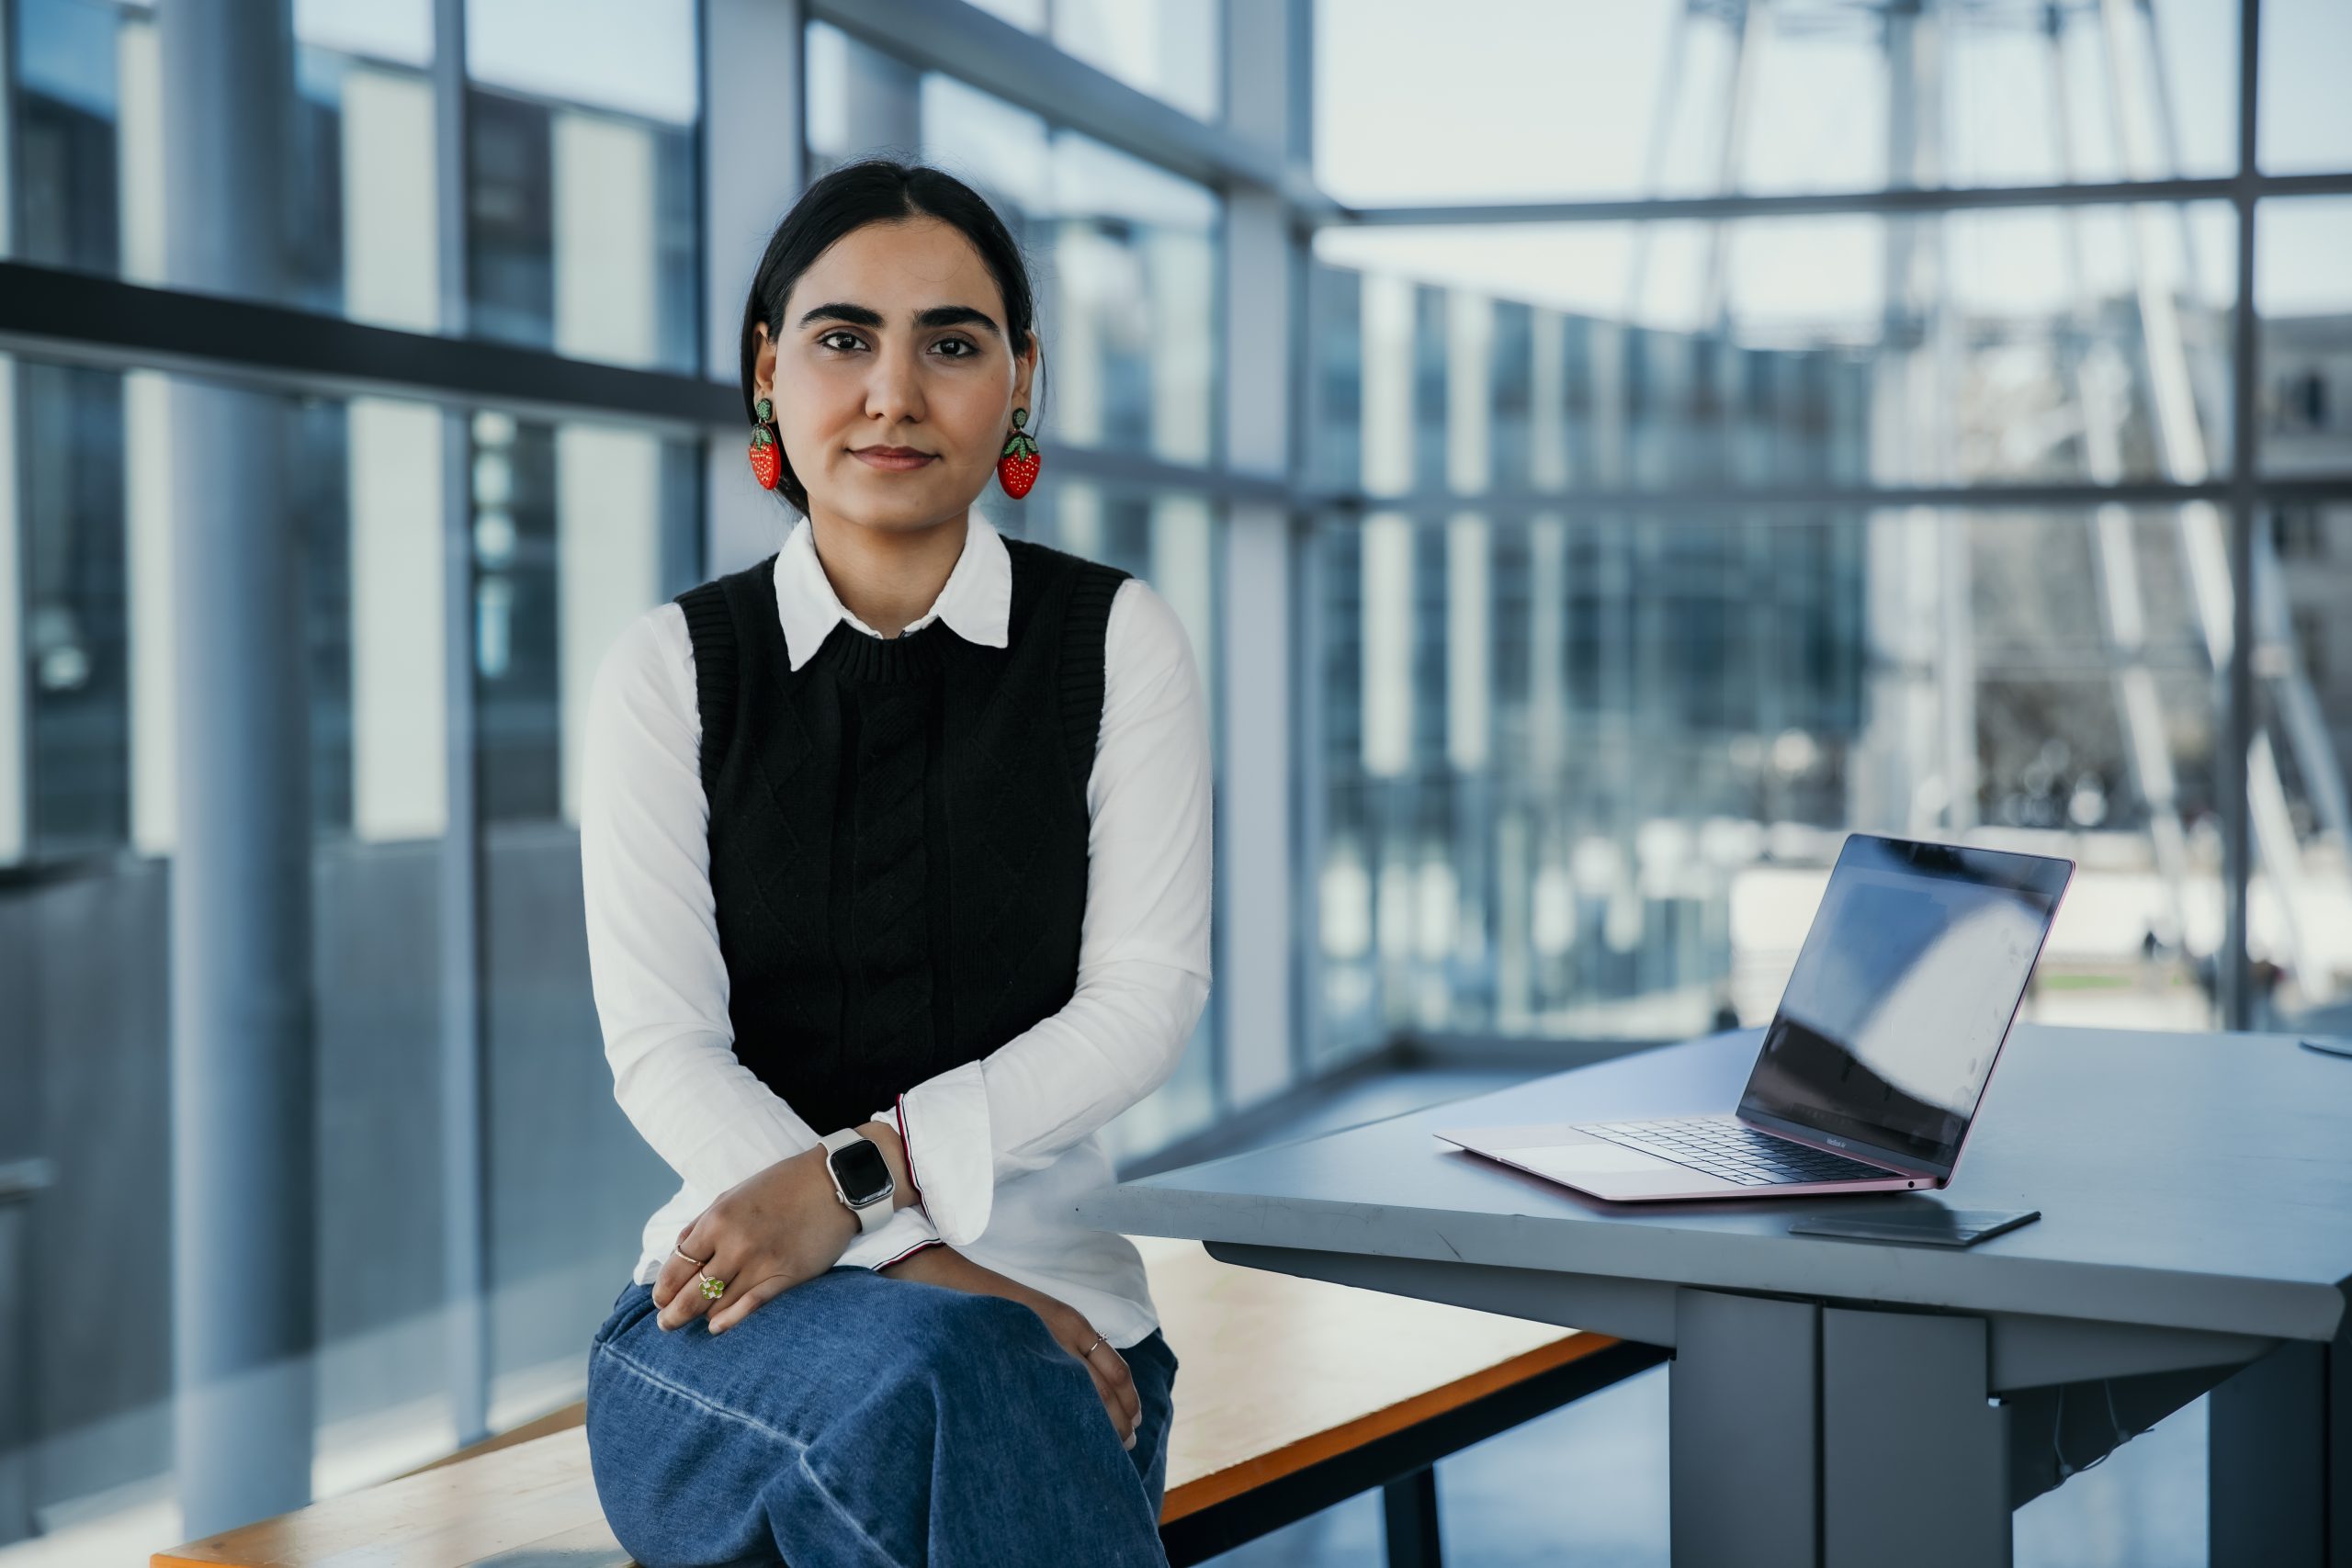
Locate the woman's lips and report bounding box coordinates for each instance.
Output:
[852,448,937,471]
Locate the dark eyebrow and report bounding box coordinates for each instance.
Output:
[795,302,1003,341]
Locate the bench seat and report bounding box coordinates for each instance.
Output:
[152,1236,1660,1568]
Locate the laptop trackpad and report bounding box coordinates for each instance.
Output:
[1501,1142,1681,1180]
[1497,1140,1717,1199]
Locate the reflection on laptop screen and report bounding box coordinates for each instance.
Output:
[1736,835,2071,1171]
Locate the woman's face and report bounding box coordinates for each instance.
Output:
[752,216,1036,536]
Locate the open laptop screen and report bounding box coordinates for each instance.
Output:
[1736,834,2073,1173]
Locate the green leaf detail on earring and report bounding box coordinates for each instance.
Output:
[1011,408,1027,429]
[754,396,774,423]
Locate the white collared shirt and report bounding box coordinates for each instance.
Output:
[578,512,1213,1349]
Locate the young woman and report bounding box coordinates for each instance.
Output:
[576,157,1213,1568]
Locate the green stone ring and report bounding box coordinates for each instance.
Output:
[698,1273,728,1301]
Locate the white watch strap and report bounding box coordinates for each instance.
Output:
[820,1129,891,1233]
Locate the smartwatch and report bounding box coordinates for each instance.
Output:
[820,1128,896,1234]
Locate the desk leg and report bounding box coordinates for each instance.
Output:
[1670,1290,1820,1568]
[1670,1291,2008,1568]
[2209,1315,2349,1568]
[1820,1307,2009,1568]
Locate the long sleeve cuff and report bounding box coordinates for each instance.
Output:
[838,1204,943,1270]
[832,1107,944,1269]
[896,1062,993,1247]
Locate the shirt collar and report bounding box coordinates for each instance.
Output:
[772,513,1012,673]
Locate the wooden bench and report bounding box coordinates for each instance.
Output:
[151,1236,1662,1568]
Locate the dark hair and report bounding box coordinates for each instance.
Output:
[739,157,1043,518]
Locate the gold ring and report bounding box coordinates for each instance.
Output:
[698,1271,728,1301]
[1079,1332,1108,1358]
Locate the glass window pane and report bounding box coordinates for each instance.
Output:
[0,360,457,1552]
[1309,204,2238,493]
[0,355,460,863]
[464,0,702,374]
[16,358,129,852]
[2257,507,2352,1036]
[3,1,712,369]
[944,0,1218,120]
[13,0,147,276]
[1012,474,1225,1158]
[1308,508,2227,1064]
[467,0,696,126]
[465,96,695,373]
[1313,0,2237,206]
[8,0,448,322]
[470,413,702,825]
[963,0,1045,29]
[808,28,1223,469]
[1051,0,1219,123]
[480,439,690,1393]
[1035,131,1219,464]
[295,0,434,68]
[2257,197,2352,479]
[2258,0,2352,175]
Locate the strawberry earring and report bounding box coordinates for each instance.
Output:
[748,396,783,491]
[996,407,1040,499]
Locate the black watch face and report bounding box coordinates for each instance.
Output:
[831,1139,893,1206]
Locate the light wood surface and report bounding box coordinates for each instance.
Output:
[151,1238,1618,1566]
[1130,1235,1617,1520]
[151,1425,627,1568]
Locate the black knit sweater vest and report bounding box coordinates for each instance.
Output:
[674,535,1131,1136]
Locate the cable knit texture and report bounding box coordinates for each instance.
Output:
[673,536,1129,1136]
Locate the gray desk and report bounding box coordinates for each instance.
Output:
[1074,1025,2352,1568]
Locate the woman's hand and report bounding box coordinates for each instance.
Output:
[654,1145,856,1334]
[655,1122,916,1334]
[881,1245,1141,1450]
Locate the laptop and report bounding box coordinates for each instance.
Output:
[1435,833,2074,1202]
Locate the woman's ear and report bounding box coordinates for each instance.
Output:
[752,320,778,405]
[1012,328,1039,414]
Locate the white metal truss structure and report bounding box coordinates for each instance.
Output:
[1618,0,2351,1002]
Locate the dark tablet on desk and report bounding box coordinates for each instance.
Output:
[1789,1207,2041,1248]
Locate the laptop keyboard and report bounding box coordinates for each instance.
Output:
[1581,1117,1897,1187]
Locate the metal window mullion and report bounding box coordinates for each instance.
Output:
[1329,170,2352,228]
[801,0,1312,208]
[1304,478,2352,515]
[2219,0,2261,1032]
[431,0,491,1450]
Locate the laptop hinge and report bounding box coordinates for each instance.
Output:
[1736,1107,1950,1181]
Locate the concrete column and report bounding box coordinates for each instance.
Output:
[1215,0,1301,1109]
[0,355,21,867]
[121,12,175,855]
[159,0,315,1538]
[0,0,16,863]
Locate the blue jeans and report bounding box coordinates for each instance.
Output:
[584,1268,1179,1568]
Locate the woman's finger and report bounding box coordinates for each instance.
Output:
[658,1221,732,1331]
[1081,1335,1138,1438]
[1067,1327,1137,1444]
[652,1222,711,1314]
[1084,1337,1141,1433]
[1074,1349,1134,1443]
[706,1268,794,1334]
